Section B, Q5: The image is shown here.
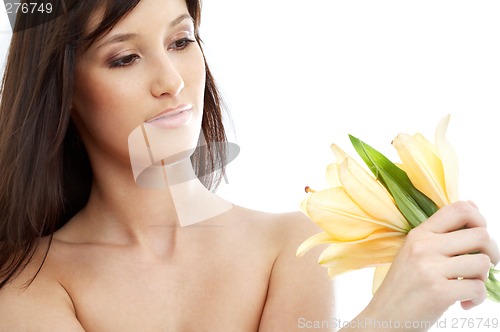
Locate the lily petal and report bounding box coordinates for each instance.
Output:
[435,114,459,203]
[326,163,341,188]
[331,144,348,164]
[301,187,401,241]
[372,264,391,294]
[298,230,404,258]
[319,234,405,277]
[296,232,336,257]
[333,149,410,232]
[393,133,448,207]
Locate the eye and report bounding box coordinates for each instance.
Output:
[168,37,196,51]
[108,54,140,68]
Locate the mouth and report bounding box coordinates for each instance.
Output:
[145,104,193,129]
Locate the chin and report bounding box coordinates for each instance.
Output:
[128,113,203,183]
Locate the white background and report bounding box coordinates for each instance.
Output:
[2,1,500,330]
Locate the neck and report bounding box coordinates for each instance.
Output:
[78,158,233,247]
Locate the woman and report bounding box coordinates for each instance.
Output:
[0,0,497,331]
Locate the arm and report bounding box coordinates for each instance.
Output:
[258,212,335,332]
[0,261,85,331]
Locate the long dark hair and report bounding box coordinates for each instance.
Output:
[0,0,227,289]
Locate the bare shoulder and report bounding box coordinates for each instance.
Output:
[250,209,334,330]
[273,209,326,245]
[228,205,327,266]
[230,205,322,245]
[231,206,334,331]
[233,205,328,268]
[0,238,84,332]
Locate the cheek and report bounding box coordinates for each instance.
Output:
[72,70,140,138]
[72,69,144,164]
[182,45,206,104]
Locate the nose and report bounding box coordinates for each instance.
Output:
[150,54,185,97]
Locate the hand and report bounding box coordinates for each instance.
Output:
[363,201,499,330]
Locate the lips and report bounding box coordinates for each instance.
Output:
[145,104,193,129]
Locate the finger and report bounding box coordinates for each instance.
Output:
[444,254,491,282]
[439,227,500,264]
[467,200,479,209]
[492,240,500,265]
[420,201,486,234]
[447,279,487,309]
[461,300,478,310]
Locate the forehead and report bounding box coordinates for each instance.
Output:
[87,0,189,31]
[83,0,191,42]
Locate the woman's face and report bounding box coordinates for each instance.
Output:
[72,0,205,172]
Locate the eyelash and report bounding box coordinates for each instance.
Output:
[108,54,139,68]
[108,37,196,69]
[171,37,196,51]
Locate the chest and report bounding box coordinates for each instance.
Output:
[58,244,272,331]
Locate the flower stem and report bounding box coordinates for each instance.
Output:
[486,267,500,302]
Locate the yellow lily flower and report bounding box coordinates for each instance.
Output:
[319,234,405,278]
[298,116,500,300]
[392,115,458,206]
[298,116,500,302]
[332,145,411,232]
[299,187,402,243]
[297,145,411,293]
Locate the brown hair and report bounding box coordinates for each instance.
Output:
[0,0,227,289]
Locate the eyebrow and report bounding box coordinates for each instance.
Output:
[97,14,194,50]
[171,14,193,27]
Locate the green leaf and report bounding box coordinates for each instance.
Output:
[349,135,438,228]
[486,267,500,303]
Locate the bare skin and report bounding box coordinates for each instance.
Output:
[0,205,334,331]
[343,201,500,331]
[0,0,498,330]
[0,0,334,329]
